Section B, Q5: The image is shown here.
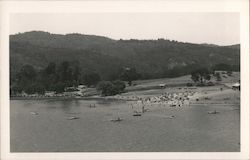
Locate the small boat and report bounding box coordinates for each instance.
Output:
[30,112,38,115]
[165,115,175,119]
[110,117,123,122]
[208,110,220,114]
[67,116,80,120]
[170,104,176,107]
[133,113,142,116]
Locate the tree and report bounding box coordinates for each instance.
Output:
[82,72,101,87]
[45,62,56,75]
[14,65,37,93]
[96,81,115,96]
[191,68,211,84]
[53,82,66,93]
[72,65,81,86]
[39,63,57,90]
[120,67,139,86]
[24,85,36,94]
[56,61,82,88]
[215,72,222,81]
[22,82,45,95]
[12,62,84,95]
[34,83,46,95]
[191,72,200,83]
[58,61,73,84]
[17,65,37,84]
[96,80,126,96]
[11,85,23,95]
[112,80,126,94]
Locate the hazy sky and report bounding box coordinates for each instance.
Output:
[10,13,240,45]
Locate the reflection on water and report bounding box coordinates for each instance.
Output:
[10,99,240,152]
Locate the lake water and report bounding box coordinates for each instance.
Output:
[10,99,240,152]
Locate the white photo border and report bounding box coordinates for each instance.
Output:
[0,0,249,160]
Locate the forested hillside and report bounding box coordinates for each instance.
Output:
[10,31,240,81]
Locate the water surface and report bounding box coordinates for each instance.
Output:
[10,99,240,152]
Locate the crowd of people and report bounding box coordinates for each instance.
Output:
[113,90,198,113]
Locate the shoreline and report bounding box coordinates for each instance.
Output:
[10,95,129,101]
[10,84,236,102]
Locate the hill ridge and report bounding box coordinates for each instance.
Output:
[10,30,240,80]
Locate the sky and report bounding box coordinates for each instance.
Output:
[10,13,240,46]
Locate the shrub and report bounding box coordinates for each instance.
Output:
[191,68,211,84]
[186,83,193,87]
[120,67,139,86]
[97,81,115,96]
[112,80,126,93]
[97,80,126,96]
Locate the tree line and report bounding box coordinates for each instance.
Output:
[10,61,236,96]
[10,61,140,96]
[190,65,235,86]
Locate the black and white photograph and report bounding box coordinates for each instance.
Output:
[0,0,249,160]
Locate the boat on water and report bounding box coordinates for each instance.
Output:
[110,117,123,122]
[208,110,220,114]
[67,116,80,120]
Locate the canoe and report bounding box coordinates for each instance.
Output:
[110,118,123,122]
[208,111,219,114]
[67,116,80,120]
